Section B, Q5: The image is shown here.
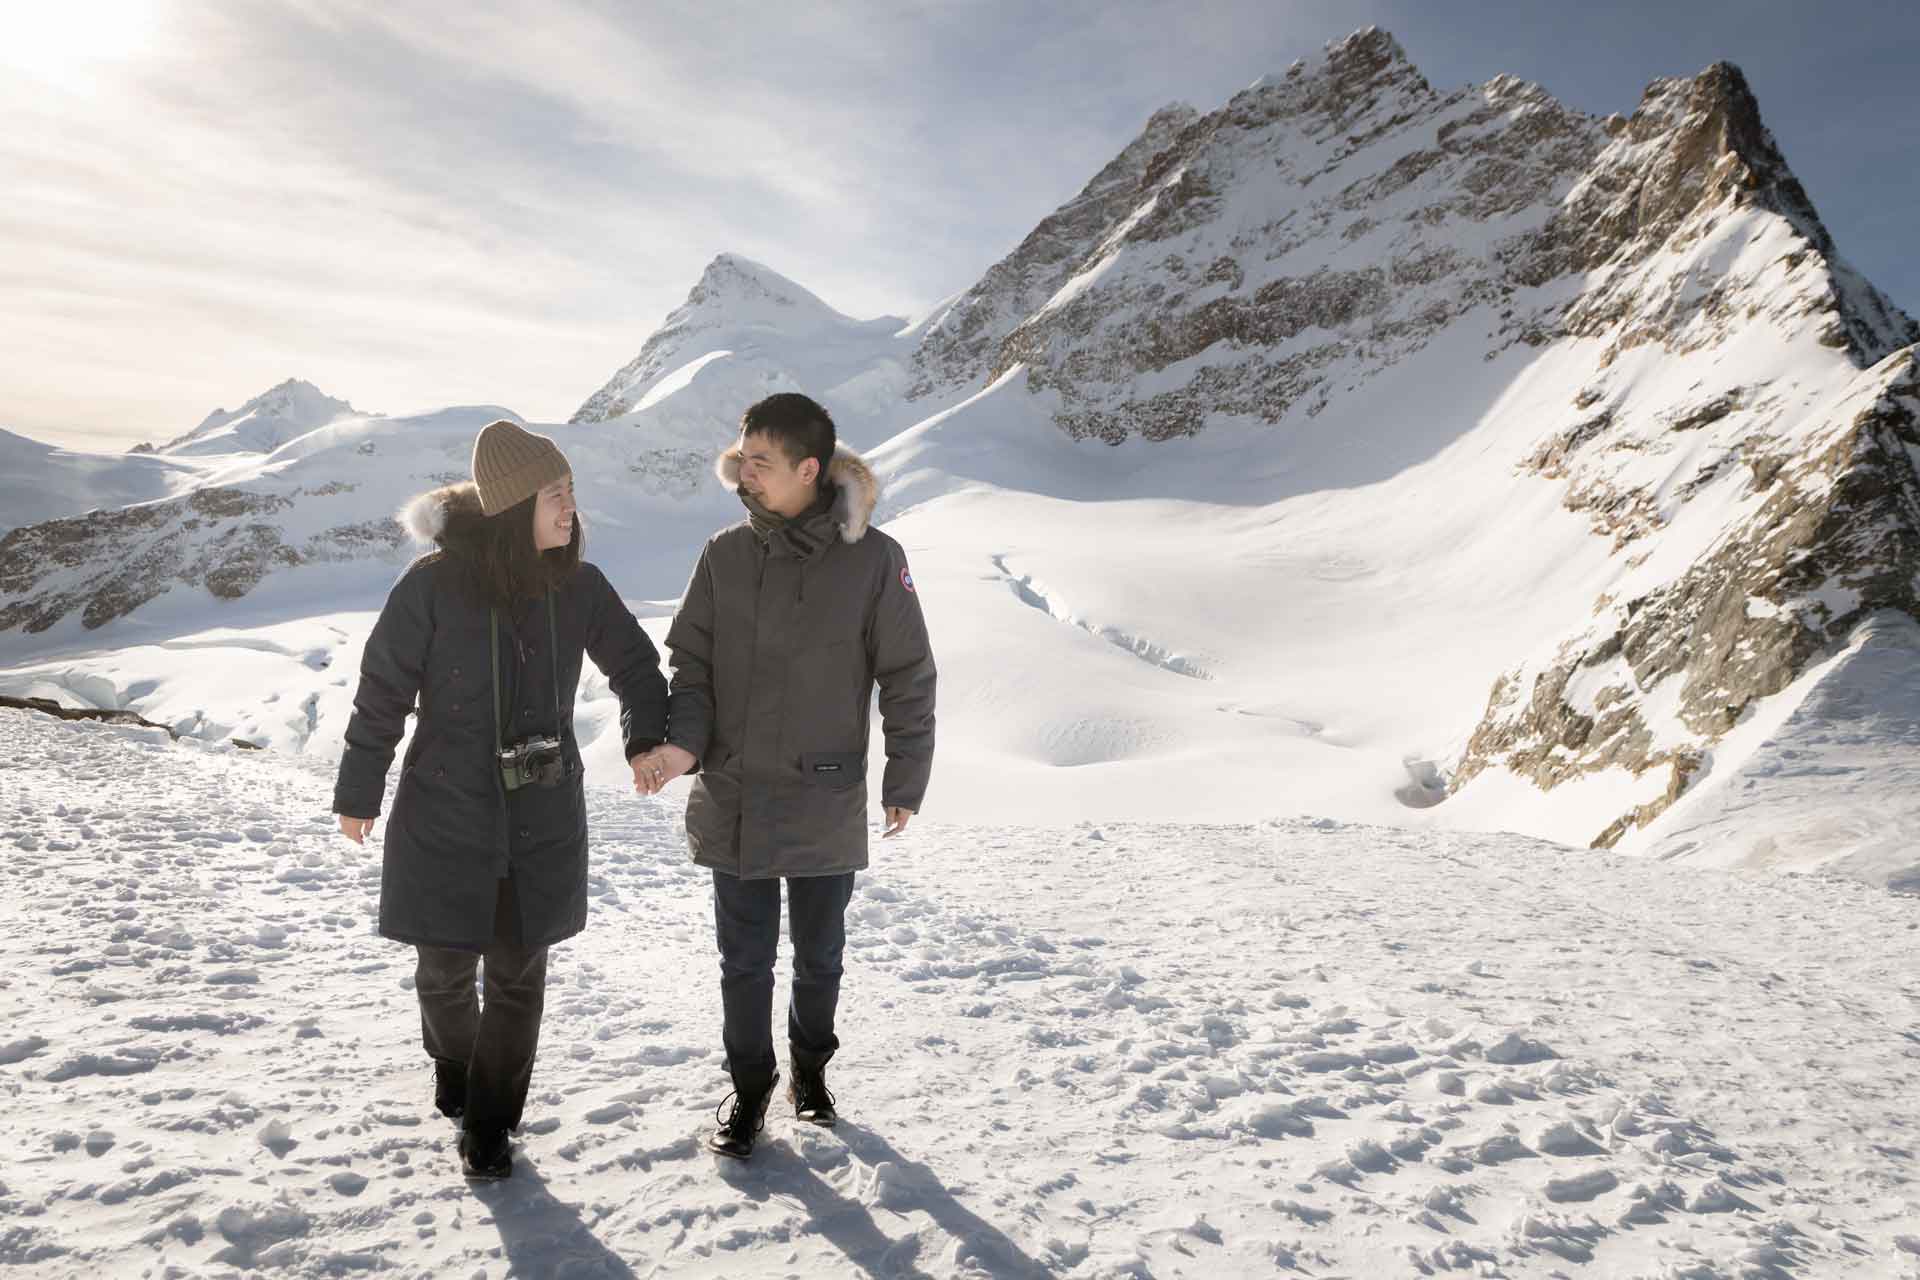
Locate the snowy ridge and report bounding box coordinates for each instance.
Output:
[0,428,215,536]
[568,254,918,494]
[2,709,1917,1276]
[160,379,366,458]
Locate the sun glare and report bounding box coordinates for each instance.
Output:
[0,0,157,88]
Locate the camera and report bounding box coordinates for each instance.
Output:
[498,734,567,791]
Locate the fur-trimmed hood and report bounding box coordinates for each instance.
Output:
[715,442,879,543]
[398,481,489,550]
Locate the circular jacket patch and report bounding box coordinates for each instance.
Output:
[900,567,915,593]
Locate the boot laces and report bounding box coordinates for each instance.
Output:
[714,1087,769,1135]
[795,1069,835,1113]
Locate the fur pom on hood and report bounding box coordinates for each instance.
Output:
[714,442,879,543]
[398,481,488,549]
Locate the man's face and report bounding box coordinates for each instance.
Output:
[737,430,820,518]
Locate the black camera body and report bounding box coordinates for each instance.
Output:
[498,734,567,791]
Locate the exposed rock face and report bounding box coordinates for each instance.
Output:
[924,34,1914,452]
[0,694,176,737]
[909,101,1201,399]
[1445,63,1918,844]
[1505,63,1917,367]
[0,484,402,633]
[913,30,1620,442]
[1463,349,1920,845]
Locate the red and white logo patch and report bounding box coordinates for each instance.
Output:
[899,566,915,593]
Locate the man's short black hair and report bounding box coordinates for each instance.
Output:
[741,393,836,480]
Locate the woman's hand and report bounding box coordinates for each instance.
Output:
[338,814,375,844]
[630,744,697,796]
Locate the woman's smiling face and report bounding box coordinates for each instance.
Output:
[531,476,575,551]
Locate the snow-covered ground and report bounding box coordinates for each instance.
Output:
[4,709,1916,1278]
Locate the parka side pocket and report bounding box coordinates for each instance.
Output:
[800,751,865,791]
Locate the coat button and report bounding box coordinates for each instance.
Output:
[523,706,533,717]
[451,666,462,678]
[518,826,530,839]
[451,702,462,713]
[435,766,445,778]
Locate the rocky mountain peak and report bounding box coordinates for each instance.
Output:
[684,253,835,318]
[1300,25,1419,97]
[1528,60,1917,367]
[571,253,909,430]
[907,100,1204,397]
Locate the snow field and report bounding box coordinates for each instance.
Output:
[3,712,1917,1278]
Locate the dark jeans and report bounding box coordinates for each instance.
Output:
[415,877,549,1136]
[713,869,857,1089]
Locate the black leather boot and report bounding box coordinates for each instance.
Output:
[788,1055,838,1127]
[708,1070,780,1160]
[459,1127,511,1180]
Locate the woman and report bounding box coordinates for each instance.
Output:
[333,418,673,1181]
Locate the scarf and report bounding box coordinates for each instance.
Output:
[741,484,835,556]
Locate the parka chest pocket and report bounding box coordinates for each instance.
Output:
[801,751,865,791]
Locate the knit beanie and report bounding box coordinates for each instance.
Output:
[472,419,571,516]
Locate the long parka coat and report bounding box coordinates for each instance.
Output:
[333,483,668,951]
[664,443,936,880]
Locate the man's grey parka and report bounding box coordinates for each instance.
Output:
[664,443,935,879]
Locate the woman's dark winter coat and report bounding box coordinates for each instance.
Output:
[333,482,667,952]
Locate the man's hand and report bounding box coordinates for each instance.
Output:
[631,744,697,796]
[338,814,375,845]
[882,806,913,838]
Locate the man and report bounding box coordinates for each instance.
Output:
[634,392,936,1159]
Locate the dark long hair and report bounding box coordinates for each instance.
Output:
[459,494,583,610]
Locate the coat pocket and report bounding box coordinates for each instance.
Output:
[800,751,865,791]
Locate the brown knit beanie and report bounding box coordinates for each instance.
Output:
[472,419,571,516]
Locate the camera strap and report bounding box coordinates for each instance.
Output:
[489,591,561,757]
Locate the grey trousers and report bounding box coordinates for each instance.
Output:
[414,877,549,1136]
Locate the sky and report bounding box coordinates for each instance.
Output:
[4,0,1916,452]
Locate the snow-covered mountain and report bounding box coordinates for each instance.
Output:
[0,379,368,537]
[864,29,1919,881]
[2,28,1915,890]
[159,378,366,456]
[570,254,919,494]
[0,427,212,537]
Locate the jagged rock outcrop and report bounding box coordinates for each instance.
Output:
[909,102,1201,398]
[0,694,176,737]
[0,484,401,632]
[917,30,1912,452]
[1461,347,1920,845]
[912,30,1616,442]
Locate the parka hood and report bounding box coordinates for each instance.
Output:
[398,481,490,553]
[715,442,879,543]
